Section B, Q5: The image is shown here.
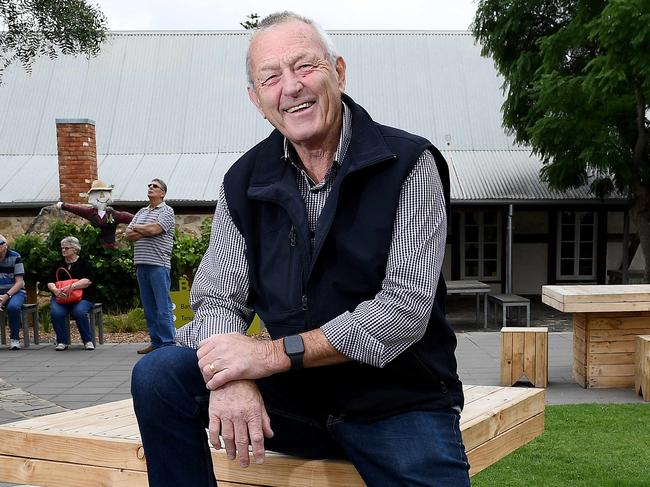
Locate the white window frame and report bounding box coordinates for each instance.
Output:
[460,210,501,281]
[556,210,597,280]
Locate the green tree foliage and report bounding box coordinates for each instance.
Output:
[0,0,107,82]
[171,217,212,289]
[241,13,259,30]
[473,0,650,280]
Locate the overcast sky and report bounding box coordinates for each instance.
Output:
[97,0,478,31]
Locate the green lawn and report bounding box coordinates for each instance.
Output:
[471,403,650,487]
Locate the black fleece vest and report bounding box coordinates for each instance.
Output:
[224,95,463,420]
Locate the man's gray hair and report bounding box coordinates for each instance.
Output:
[61,236,81,253]
[152,178,168,194]
[246,11,339,87]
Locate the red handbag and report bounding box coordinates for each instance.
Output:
[55,267,83,305]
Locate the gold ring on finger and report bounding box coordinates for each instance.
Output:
[208,363,216,373]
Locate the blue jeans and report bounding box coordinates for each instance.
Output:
[136,265,175,348]
[131,347,470,487]
[4,291,26,340]
[50,298,94,344]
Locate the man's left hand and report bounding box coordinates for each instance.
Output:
[198,333,283,390]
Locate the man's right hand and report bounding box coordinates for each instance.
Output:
[208,379,274,468]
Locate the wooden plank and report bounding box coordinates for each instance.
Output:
[588,375,635,388]
[0,454,147,487]
[636,336,650,401]
[512,332,524,383]
[0,428,146,471]
[523,332,536,383]
[501,332,513,386]
[467,413,545,476]
[588,317,650,330]
[588,352,636,365]
[535,332,548,388]
[461,389,544,451]
[589,340,636,354]
[588,364,635,377]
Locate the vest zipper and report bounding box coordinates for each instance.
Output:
[289,225,296,247]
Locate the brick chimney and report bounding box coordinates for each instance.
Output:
[56,119,98,204]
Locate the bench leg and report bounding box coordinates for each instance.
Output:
[21,313,30,348]
[502,304,507,328]
[0,311,6,345]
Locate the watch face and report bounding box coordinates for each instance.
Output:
[284,335,304,355]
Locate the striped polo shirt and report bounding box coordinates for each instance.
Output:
[128,202,175,268]
[0,249,25,294]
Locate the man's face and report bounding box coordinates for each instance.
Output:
[247,20,346,149]
[0,236,7,260]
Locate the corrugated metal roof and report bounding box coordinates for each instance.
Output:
[0,30,617,206]
[444,150,595,202]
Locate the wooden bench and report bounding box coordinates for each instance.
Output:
[542,285,650,388]
[0,303,40,347]
[635,335,650,401]
[501,327,548,388]
[0,385,544,486]
[488,293,530,327]
[63,303,105,345]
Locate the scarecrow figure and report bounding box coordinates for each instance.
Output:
[57,180,134,249]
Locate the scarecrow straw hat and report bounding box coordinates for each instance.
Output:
[89,180,113,192]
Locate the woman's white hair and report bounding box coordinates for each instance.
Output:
[246,11,339,87]
[61,236,81,253]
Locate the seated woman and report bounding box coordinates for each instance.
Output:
[46,236,97,351]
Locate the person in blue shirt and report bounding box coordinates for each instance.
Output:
[0,234,27,350]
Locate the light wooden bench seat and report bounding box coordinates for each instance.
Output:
[0,385,544,486]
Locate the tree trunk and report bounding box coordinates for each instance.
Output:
[631,187,650,283]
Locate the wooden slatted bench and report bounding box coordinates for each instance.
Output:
[0,385,544,486]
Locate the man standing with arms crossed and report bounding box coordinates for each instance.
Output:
[132,12,469,486]
[126,178,176,354]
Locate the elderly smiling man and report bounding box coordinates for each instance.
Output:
[132,11,469,486]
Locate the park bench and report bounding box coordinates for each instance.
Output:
[0,384,544,486]
[0,303,39,347]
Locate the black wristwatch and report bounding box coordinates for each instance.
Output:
[283,335,304,370]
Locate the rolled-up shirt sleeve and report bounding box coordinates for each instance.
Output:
[320,149,447,367]
[175,184,253,348]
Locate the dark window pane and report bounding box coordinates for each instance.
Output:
[561,211,574,225]
[561,225,574,241]
[484,260,497,277]
[465,226,479,242]
[580,212,594,225]
[560,259,574,276]
[580,242,593,258]
[579,259,593,276]
[465,261,478,277]
[484,243,497,259]
[580,225,594,241]
[465,243,479,259]
[484,226,498,242]
[466,212,478,225]
[561,242,574,259]
[484,212,497,225]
